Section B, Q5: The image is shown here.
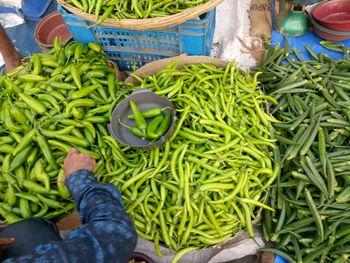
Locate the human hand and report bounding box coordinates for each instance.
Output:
[5,53,23,72]
[0,238,14,251]
[64,148,96,178]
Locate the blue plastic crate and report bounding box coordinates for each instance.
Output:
[0,0,52,21]
[58,5,216,71]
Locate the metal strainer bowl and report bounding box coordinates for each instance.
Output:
[108,89,176,150]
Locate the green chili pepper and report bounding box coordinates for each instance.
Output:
[18,74,46,82]
[84,115,108,123]
[107,73,116,100]
[127,106,170,119]
[21,179,50,194]
[48,140,72,153]
[156,112,172,137]
[55,135,90,148]
[70,64,82,88]
[40,126,75,138]
[96,5,114,25]
[69,84,101,100]
[37,194,62,209]
[18,93,47,115]
[3,101,24,132]
[35,130,57,169]
[88,42,102,53]
[37,94,61,112]
[0,136,15,145]
[146,114,164,139]
[26,147,38,169]
[10,144,33,171]
[34,160,51,191]
[48,81,77,90]
[19,198,32,219]
[0,207,21,224]
[66,99,96,113]
[0,144,15,154]
[129,100,147,132]
[72,107,85,120]
[118,119,147,139]
[10,105,28,124]
[31,53,42,75]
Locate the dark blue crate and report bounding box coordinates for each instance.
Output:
[58,5,216,71]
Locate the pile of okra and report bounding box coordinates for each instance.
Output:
[0,38,127,222]
[258,43,350,262]
[100,60,279,259]
[68,0,211,23]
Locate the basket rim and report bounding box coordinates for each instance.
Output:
[56,0,223,30]
[125,55,230,84]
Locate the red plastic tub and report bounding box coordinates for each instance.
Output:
[35,11,72,51]
[309,12,350,41]
[312,0,350,31]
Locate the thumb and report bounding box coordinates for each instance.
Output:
[0,238,14,246]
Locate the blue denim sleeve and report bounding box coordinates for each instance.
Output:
[3,169,137,263]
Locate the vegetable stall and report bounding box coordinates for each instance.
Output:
[0,0,350,262]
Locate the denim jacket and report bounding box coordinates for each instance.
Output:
[4,170,137,263]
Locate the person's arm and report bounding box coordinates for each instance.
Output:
[4,149,137,263]
[0,25,23,72]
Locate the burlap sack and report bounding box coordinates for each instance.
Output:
[240,0,274,65]
[249,0,272,38]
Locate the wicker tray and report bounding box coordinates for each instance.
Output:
[56,0,223,30]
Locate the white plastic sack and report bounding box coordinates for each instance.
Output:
[213,0,262,69]
[0,13,24,28]
[0,0,22,8]
[135,229,265,263]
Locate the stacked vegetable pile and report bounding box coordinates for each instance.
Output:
[0,39,124,223]
[101,60,279,257]
[258,44,350,262]
[68,0,211,20]
[0,37,279,260]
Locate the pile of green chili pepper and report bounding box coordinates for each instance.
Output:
[0,38,125,223]
[257,43,350,263]
[98,60,279,259]
[67,0,210,24]
[120,102,172,140]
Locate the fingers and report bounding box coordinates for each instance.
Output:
[0,237,14,251]
[0,238,14,246]
[67,148,78,157]
[64,148,96,177]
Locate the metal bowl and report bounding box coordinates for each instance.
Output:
[108,89,176,150]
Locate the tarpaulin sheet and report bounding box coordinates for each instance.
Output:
[272,30,350,60]
[4,19,41,56]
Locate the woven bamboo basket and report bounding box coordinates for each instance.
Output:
[56,0,223,30]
